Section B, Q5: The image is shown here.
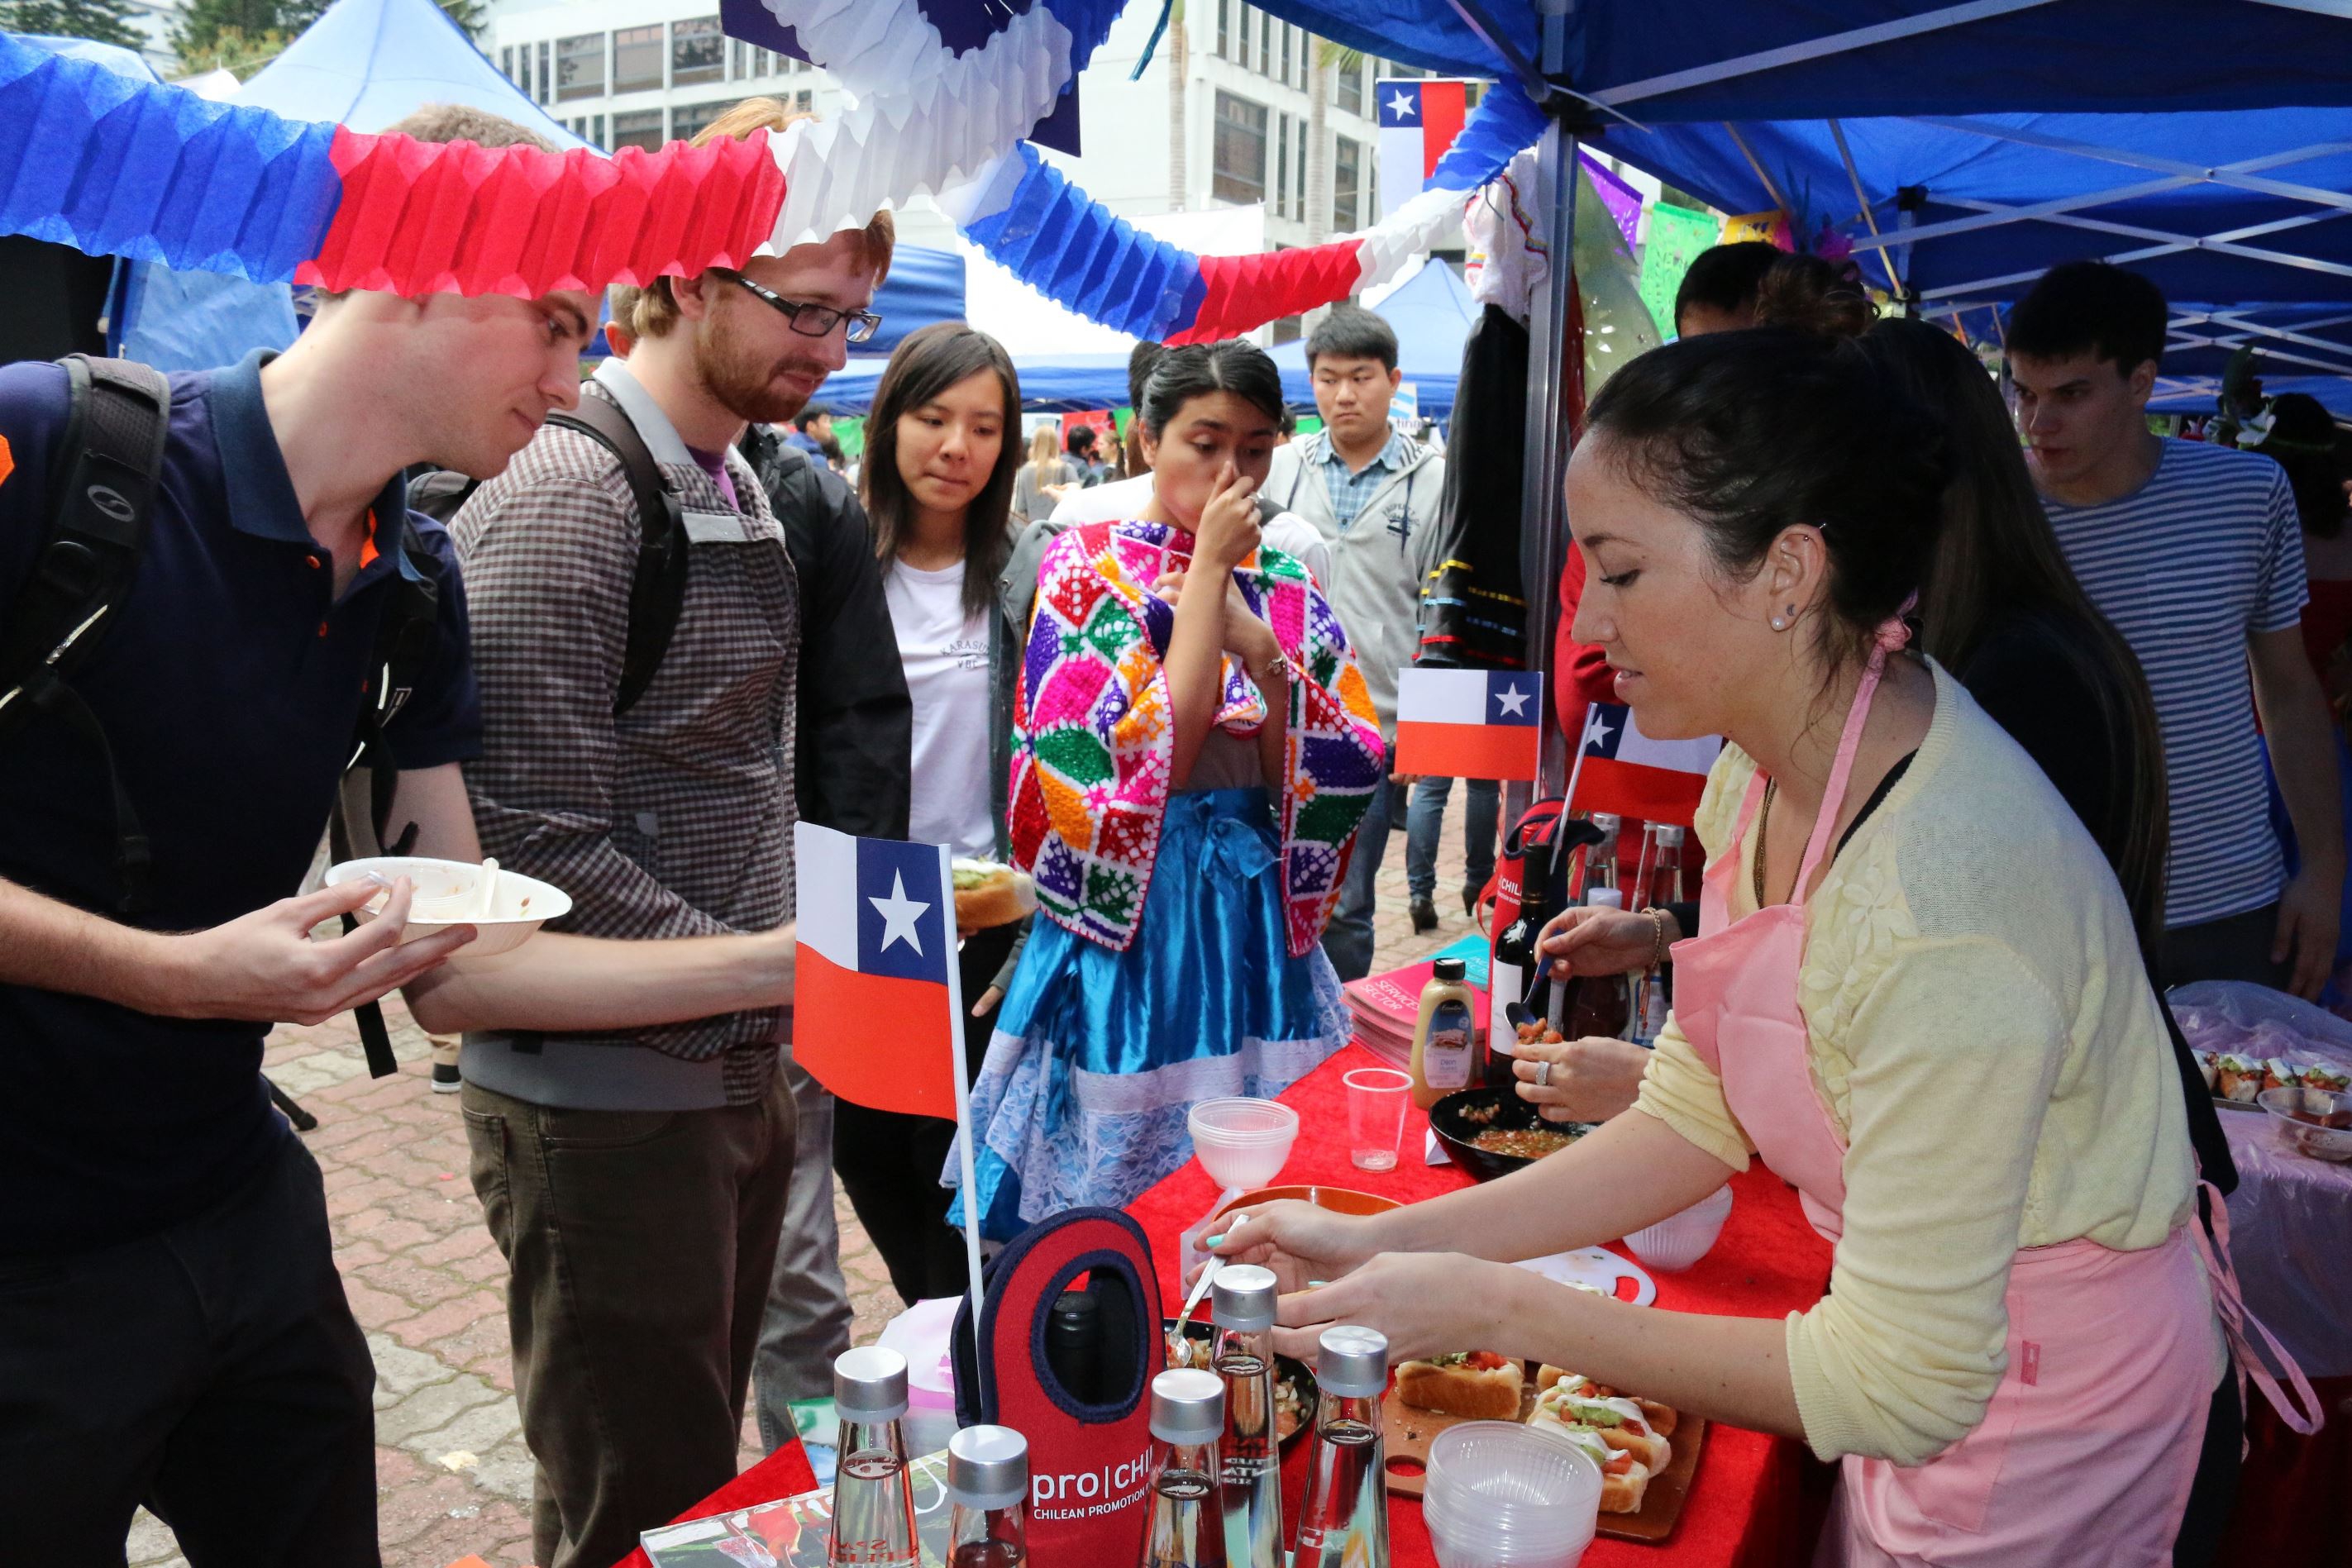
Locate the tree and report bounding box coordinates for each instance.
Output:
[173,0,477,62]
[171,22,293,80]
[2,0,147,51]
[171,0,299,59]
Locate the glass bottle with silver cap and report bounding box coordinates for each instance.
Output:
[1292,1325,1391,1568]
[1208,1264,1283,1568]
[829,1345,918,1566]
[946,1423,1028,1567]
[1134,1367,1228,1568]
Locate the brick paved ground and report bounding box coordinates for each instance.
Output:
[124,789,1496,1568]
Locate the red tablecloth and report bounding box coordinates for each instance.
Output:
[609,1441,819,1568]
[1125,1041,1837,1568]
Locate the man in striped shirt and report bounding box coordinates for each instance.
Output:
[2014,261,2342,996]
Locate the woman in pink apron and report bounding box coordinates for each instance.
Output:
[1213,328,2314,1566]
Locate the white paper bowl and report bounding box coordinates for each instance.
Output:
[324,856,570,958]
[1623,1182,1735,1272]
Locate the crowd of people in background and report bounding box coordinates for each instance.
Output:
[2,86,2347,1568]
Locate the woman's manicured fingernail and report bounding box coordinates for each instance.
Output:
[1205,1234,1225,1247]
[1307,1280,1329,1288]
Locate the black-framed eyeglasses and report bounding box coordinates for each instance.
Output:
[711,268,882,345]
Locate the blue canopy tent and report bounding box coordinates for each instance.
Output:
[818,261,1474,417]
[2151,374,2352,422]
[1241,0,2352,792]
[1269,260,1476,421]
[1577,109,2352,319]
[817,350,1135,414]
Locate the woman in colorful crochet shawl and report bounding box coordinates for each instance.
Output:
[952,343,1386,1237]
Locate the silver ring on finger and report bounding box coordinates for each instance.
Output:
[1533,1060,1553,1088]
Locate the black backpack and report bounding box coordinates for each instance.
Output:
[0,358,453,1076]
[407,391,689,719]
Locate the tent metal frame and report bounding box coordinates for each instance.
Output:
[1834,119,2352,307]
[1429,1,2352,797]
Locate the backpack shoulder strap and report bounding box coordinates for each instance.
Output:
[0,356,171,737]
[0,356,171,914]
[546,397,686,717]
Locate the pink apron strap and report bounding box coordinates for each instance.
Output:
[1787,620,1907,898]
[2188,1180,2323,1439]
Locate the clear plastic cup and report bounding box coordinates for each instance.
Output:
[1343,1067,1414,1171]
[1186,1097,1300,1190]
[1424,1420,1602,1566]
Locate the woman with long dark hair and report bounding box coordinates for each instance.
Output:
[1215,328,2273,1566]
[953,341,1386,1232]
[833,321,1028,1305]
[1522,302,2168,1111]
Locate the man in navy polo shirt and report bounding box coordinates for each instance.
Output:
[0,105,605,1564]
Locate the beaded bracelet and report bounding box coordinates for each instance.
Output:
[1639,905,1673,969]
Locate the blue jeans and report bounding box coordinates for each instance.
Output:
[1406,775,1500,902]
[1323,754,1407,982]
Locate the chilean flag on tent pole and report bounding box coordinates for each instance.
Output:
[1376,78,1471,222]
[1393,668,1543,780]
[1566,703,1723,827]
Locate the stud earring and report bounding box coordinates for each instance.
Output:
[1770,615,1788,630]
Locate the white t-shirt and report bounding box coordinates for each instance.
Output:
[883,560,998,860]
[1049,472,1334,588]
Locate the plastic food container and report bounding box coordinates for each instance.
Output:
[1424,1419,1602,1566]
[1186,1098,1300,1191]
[1623,1183,1735,1272]
[2259,1085,2352,1162]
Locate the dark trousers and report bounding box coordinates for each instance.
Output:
[2159,901,2291,992]
[464,1072,796,1568]
[2175,1370,2243,1566]
[0,1136,378,1568]
[834,922,1019,1309]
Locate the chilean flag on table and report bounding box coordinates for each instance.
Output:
[1570,703,1722,827]
[792,823,963,1119]
[1376,78,1470,222]
[1393,668,1543,780]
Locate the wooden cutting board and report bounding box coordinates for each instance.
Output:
[1379,1384,1707,1544]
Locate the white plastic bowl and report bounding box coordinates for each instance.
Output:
[1424,1420,1601,1566]
[1623,1183,1735,1272]
[324,856,571,959]
[1186,1097,1300,1190]
[2258,1085,2352,1163]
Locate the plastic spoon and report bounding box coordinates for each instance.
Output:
[475,857,499,922]
[1169,1210,1246,1356]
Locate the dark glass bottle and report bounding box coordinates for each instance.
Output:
[1488,834,1553,1084]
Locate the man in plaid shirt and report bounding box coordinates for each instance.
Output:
[398,98,896,1568]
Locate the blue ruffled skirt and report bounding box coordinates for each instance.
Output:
[951,787,1350,1240]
